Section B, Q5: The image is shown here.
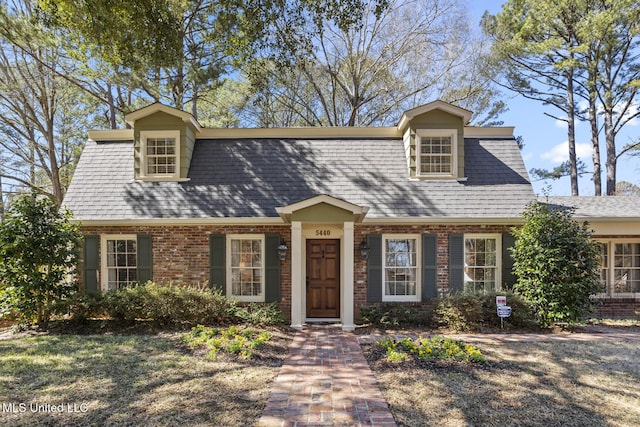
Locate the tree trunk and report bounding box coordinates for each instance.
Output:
[604,109,616,195]
[588,69,601,196]
[0,171,4,221]
[567,73,579,196]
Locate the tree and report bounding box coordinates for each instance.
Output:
[615,180,640,195]
[483,1,585,195]
[0,194,81,327]
[0,0,102,204]
[510,201,602,327]
[246,0,505,127]
[484,0,640,196]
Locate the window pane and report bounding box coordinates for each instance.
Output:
[384,238,418,297]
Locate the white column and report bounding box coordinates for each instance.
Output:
[342,221,355,331]
[290,221,303,329]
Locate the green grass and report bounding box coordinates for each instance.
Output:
[0,331,290,426]
[365,339,640,426]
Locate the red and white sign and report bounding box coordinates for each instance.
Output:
[496,296,507,306]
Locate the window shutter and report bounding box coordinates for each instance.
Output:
[502,232,517,289]
[449,233,464,294]
[367,234,382,303]
[265,234,281,303]
[422,233,438,301]
[83,235,99,293]
[209,234,225,292]
[136,235,153,284]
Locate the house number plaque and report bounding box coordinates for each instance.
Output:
[315,229,332,236]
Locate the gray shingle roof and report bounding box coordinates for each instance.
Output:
[542,196,640,219]
[63,137,534,220]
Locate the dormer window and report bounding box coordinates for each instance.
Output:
[416,129,458,177]
[140,130,180,179]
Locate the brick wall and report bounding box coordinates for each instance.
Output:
[594,298,640,319]
[353,223,516,318]
[80,224,292,319]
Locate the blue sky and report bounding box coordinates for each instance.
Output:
[468,0,640,196]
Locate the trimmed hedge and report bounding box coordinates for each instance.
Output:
[58,282,284,326]
[360,291,537,332]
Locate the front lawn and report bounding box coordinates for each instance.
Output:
[0,328,291,426]
[364,338,640,426]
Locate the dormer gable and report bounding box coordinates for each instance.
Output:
[397,100,471,180]
[125,103,201,181]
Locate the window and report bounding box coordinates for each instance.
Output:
[464,234,501,294]
[417,129,457,177]
[383,235,420,301]
[599,240,640,297]
[141,130,180,178]
[227,235,265,302]
[101,235,137,291]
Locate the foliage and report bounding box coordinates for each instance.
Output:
[484,0,640,196]
[511,201,602,327]
[183,324,272,360]
[248,0,505,127]
[360,303,431,326]
[0,194,81,326]
[377,336,487,364]
[59,282,238,325]
[235,302,285,326]
[434,292,536,332]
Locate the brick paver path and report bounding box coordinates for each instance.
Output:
[258,325,396,427]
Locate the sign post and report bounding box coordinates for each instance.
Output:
[496,296,511,329]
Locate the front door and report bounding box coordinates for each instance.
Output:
[306,239,340,318]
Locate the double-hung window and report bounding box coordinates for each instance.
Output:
[464,234,501,294]
[598,240,640,297]
[417,129,457,177]
[227,235,265,302]
[101,235,137,291]
[383,235,420,301]
[141,130,180,179]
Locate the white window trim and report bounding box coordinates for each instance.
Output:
[100,234,137,292]
[140,130,181,180]
[464,233,502,293]
[596,239,640,299]
[226,234,266,302]
[416,128,458,178]
[382,234,421,302]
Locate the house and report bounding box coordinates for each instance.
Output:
[62,101,639,329]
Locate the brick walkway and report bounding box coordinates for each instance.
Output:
[257,325,396,427]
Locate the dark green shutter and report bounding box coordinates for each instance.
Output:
[422,233,437,301]
[83,235,99,292]
[367,234,382,302]
[265,234,281,302]
[502,233,517,289]
[449,233,464,294]
[209,234,225,292]
[136,235,153,284]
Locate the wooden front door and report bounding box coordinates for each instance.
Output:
[306,239,340,318]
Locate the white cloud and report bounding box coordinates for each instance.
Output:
[541,141,592,163]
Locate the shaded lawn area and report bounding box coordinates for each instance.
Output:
[365,339,640,427]
[0,329,291,426]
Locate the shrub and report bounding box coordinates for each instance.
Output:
[56,292,106,320]
[434,292,536,332]
[59,283,240,325]
[434,293,482,332]
[0,194,82,327]
[183,324,272,359]
[360,303,432,326]
[234,302,285,326]
[377,335,487,364]
[511,201,602,327]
